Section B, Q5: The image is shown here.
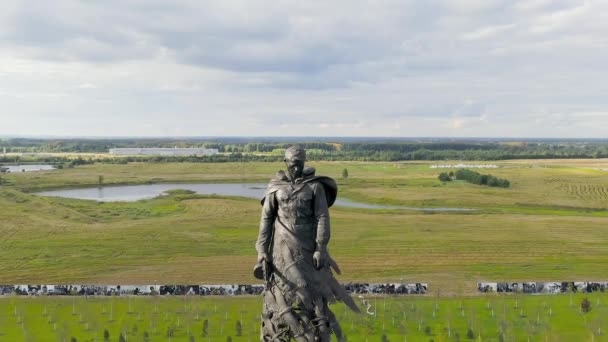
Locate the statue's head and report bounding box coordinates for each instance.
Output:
[284,145,306,179]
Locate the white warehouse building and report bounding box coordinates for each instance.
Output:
[109,148,219,156]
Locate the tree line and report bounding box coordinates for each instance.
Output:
[2,138,608,162]
[439,169,510,188]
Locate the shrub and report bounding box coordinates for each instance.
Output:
[581,297,591,313]
[342,168,349,179]
[425,326,432,336]
[467,328,475,339]
[467,328,475,340]
[202,319,209,337]
[235,320,242,336]
[455,169,510,188]
[438,172,451,182]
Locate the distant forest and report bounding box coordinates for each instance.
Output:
[1,138,608,163]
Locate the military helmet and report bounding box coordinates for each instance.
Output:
[284,145,306,161]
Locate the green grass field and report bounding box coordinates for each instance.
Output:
[2,293,607,341]
[0,160,607,291]
[5,159,608,211]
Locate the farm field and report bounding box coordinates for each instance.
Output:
[1,293,607,341]
[0,160,607,291]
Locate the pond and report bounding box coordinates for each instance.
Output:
[1,164,56,172]
[35,183,475,211]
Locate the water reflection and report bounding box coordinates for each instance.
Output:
[1,164,56,172]
[36,183,475,211]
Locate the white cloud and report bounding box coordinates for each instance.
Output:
[75,83,97,89]
[514,0,561,12]
[461,23,515,41]
[0,0,607,137]
[529,2,591,34]
[451,118,466,129]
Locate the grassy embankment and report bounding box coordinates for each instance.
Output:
[0,160,607,291]
[1,293,607,341]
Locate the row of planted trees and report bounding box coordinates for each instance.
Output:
[1,294,606,341]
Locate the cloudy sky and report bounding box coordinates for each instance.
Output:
[1,0,607,137]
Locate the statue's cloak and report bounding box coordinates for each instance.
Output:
[260,166,337,207]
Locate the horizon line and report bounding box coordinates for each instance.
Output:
[1,135,607,141]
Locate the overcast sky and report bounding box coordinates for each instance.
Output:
[1,0,607,138]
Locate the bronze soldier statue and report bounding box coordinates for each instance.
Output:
[255,145,359,342]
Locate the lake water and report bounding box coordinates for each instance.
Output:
[35,183,475,211]
[1,164,56,172]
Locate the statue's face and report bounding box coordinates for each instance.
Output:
[285,158,305,179]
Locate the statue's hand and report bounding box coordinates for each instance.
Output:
[313,251,327,270]
[254,252,271,281]
[257,252,270,264]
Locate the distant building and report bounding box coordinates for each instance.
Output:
[109,148,219,156]
[430,164,498,169]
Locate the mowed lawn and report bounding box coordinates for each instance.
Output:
[0,160,607,292]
